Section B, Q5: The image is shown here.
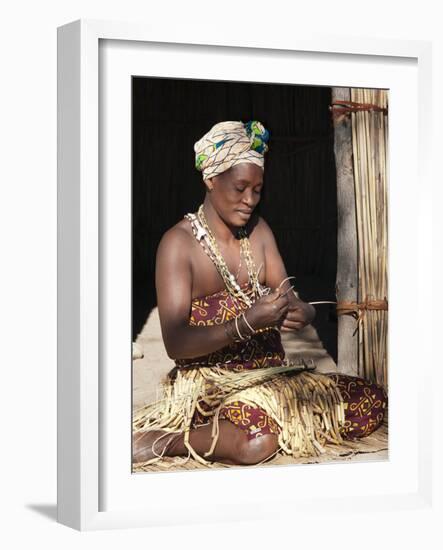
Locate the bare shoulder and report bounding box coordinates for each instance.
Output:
[156,219,194,261]
[248,215,276,243]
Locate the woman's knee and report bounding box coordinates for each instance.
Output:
[237,434,279,465]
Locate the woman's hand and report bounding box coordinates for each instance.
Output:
[246,290,290,331]
[280,300,315,332]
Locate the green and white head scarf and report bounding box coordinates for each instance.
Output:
[194,120,270,180]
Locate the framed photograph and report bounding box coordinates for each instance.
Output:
[57,19,434,531]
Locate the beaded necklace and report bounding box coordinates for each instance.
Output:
[185,205,267,307]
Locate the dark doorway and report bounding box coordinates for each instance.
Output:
[132,77,338,361]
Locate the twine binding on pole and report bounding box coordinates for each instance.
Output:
[330,100,388,122]
[336,296,388,336]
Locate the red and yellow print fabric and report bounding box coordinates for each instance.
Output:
[220,401,280,439]
[327,374,388,439]
[193,399,280,440]
[175,286,285,371]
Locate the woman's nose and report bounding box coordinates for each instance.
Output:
[243,190,258,207]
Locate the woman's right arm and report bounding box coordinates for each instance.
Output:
[155,228,233,360]
[155,227,289,360]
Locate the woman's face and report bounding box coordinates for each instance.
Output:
[206,163,264,227]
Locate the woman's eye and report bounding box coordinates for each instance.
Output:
[254,188,262,195]
[236,187,246,193]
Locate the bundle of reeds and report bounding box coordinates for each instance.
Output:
[133,363,346,466]
[350,89,389,388]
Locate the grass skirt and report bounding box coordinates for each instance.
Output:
[133,363,346,466]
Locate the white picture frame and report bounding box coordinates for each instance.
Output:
[57,19,436,531]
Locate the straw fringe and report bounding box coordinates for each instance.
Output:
[133,364,346,466]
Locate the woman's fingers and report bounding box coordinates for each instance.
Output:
[275,298,289,316]
[285,307,307,322]
[261,291,290,324]
[269,290,289,307]
[281,319,305,331]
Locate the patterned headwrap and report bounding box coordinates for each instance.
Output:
[194,120,270,180]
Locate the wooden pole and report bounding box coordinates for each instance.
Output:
[332,88,359,376]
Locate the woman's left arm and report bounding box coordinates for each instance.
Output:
[257,217,315,331]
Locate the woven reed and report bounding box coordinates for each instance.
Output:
[133,364,346,466]
[350,89,389,388]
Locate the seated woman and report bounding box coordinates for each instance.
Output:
[133,120,387,467]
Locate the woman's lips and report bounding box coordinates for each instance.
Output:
[237,210,252,217]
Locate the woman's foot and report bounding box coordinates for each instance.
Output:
[132,430,176,463]
[133,422,280,465]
